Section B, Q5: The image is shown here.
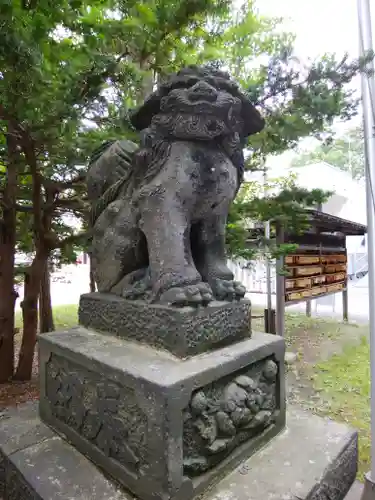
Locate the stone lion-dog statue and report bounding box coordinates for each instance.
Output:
[87,66,265,306]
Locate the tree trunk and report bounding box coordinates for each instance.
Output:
[89,254,96,293]
[138,59,155,103]
[14,130,48,381]
[39,260,54,333]
[0,240,17,382]
[14,249,48,381]
[0,131,18,382]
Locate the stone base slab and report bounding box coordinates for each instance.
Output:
[78,292,252,357]
[0,402,128,500]
[202,406,358,500]
[0,403,357,500]
[38,327,285,500]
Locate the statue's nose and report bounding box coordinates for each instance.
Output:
[190,80,218,100]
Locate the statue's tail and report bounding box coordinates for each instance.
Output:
[87,139,138,225]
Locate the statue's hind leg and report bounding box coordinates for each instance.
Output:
[91,201,148,293]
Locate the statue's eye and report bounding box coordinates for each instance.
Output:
[215,79,238,95]
[170,82,188,91]
[207,120,218,132]
[187,77,200,87]
[206,77,217,87]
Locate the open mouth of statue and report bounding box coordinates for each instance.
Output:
[159,95,235,121]
[188,92,218,103]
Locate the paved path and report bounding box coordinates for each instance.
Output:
[247,282,370,324]
[346,481,363,499]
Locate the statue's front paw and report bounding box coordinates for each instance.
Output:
[210,279,246,301]
[157,283,214,307]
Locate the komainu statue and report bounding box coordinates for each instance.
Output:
[87,66,265,306]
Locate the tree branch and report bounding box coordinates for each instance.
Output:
[15,204,33,213]
[53,198,88,211]
[19,132,44,238]
[53,231,89,250]
[48,172,86,191]
[0,104,25,134]
[29,50,132,146]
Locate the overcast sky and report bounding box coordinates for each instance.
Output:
[258,0,359,59]
[254,0,371,160]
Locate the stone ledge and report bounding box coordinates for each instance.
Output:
[201,406,358,500]
[78,292,252,357]
[0,403,357,500]
[345,481,363,500]
[0,402,55,499]
[0,403,127,500]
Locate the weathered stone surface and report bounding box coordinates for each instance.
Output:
[0,401,54,498]
[39,327,284,500]
[345,481,363,500]
[87,66,265,306]
[355,474,371,500]
[202,406,358,500]
[78,292,252,357]
[0,403,356,500]
[285,351,298,365]
[183,358,279,476]
[6,436,128,500]
[0,401,127,500]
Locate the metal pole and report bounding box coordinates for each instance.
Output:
[358,0,375,491]
[342,288,349,322]
[265,220,272,305]
[306,299,311,317]
[275,224,285,337]
[264,170,273,332]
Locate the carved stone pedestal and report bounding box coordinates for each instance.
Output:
[0,402,357,500]
[38,326,285,500]
[78,293,252,357]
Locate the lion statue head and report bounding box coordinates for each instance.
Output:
[130,65,264,186]
[131,66,264,138]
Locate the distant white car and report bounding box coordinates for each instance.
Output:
[15,253,32,266]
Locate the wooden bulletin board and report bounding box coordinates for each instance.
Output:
[284,251,347,304]
[274,210,366,336]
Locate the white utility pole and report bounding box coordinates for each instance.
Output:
[358,0,375,497]
[263,169,273,331]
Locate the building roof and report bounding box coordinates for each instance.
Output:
[248,209,367,237]
[304,209,367,236]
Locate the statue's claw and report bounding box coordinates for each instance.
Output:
[209,279,246,301]
[157,282,214,307]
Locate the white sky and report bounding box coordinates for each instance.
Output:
[258,1,360,59]
[255,0,371,161]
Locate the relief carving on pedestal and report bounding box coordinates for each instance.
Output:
[183,358,279,475]
[45,354,147,476]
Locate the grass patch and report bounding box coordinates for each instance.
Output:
[51,304,79,329]
[313,336,370,480]
[253,310,370,479]
[15,304,79,331]
[253,312,367,356]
